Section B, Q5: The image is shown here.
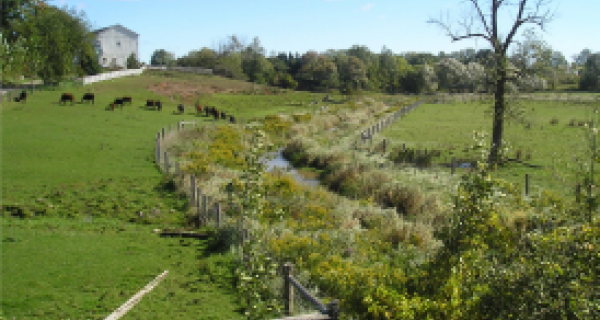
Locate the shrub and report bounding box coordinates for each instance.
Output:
[550,117,559,125]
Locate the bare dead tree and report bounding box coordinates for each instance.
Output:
[429,0,555,164]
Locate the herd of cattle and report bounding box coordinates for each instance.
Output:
[55,92,237,123]
[10,90,237,123]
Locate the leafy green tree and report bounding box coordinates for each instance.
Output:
[336,55,368,93]
[20,4,98,83]
[0,32,28,83]
[1,0,45,44]
[213,52,246,80]
[579,53,600,92]
[177,47,217,68]
[298,51,339,91]
[276,73,297,90]
[126,53,140,69]
[150,49,175,66]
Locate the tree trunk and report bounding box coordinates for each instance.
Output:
[489,69,506,164]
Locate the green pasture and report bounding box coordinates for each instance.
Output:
[1,217,244,320]
[1,70,338,319]
[1,70,334,200]
[382,98,600,197]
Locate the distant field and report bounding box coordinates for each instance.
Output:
[381,98,600,197]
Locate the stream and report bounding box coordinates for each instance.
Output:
[261,148,320,187]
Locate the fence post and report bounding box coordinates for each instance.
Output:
[190,175,196,205]
[525,173,530,196]
[283,263,294,316]
[169,124,173,134]
[202,195,207,221]
[155,138,161,163]
[216,203,221,228]
[326,300,340,320]
[576,183,581,203]
[162,127,166,139]
[163,152,169,173]
[383,139,387,154]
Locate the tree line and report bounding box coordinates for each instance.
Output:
[1,0,105,85]
[151,33,599,94]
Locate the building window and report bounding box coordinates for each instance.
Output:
[117,41,121,47]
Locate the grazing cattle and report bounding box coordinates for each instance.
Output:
[155,101,162,111]
[146,100,155,107]
[122,96,132,105]
[196,103,202,114]
[221,111,227,119]
[213,112,219,120]
[114,98,124,108]
[205,107,211,117]
[229,116,236,124]
[14,90,27,103]
[177,104,184,114]
[59,93,75,105]
[81,93,94,105]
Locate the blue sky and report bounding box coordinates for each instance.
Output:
[51,0,598,64]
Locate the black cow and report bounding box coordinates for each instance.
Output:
[177,104,184,114]
[81,93,94,105]
[155,101,162,111]
[146,100,155,107]
[229,116,236,124]
[221,111,227,119]
[59,93,75,105]
[205,107,210,117]
[114,98,124,108]
[122,96,132,105]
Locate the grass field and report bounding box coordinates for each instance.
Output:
[2,217,244,320]
[1,70,338,320]
[380,98,600,197]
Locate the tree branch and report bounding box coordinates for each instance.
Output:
[470,0,492,37]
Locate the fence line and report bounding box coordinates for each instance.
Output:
[80,68,145,85]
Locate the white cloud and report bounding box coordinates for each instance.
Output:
[359,3,375,11]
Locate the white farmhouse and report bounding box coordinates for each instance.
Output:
[93,24,139,68]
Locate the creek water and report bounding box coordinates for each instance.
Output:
[261,148,320,187]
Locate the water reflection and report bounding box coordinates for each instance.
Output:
[261,149,320,187]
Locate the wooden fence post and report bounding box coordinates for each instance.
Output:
[161,127,165,139]
[216,203,221,228]
[202,195,207,221]
[155,138,160,163]
[326,300,340,320]
[284,263,294,316]
[190,175,196,205]
[383,139,386,154]
[576,183,581,203]
[525,173,530,196]
[163,152,169,173]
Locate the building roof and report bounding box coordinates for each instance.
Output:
[93,24,139,38]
